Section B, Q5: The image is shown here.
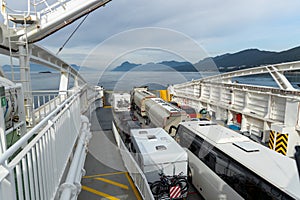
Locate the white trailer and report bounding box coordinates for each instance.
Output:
[130,128,188,183]
[145,98,187,135]
[112,93,131,112]
[133,88,156,116]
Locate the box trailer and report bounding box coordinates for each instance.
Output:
[130,128,188,183]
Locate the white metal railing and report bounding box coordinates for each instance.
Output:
[59,115,91,200]
[0,88,86,200]
[33,90,67,124]
[33,90,59,109]
[112,122,155,200]
[171,62,300,156]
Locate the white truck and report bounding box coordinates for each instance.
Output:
[130,127,188,183]
[112,93,131,112]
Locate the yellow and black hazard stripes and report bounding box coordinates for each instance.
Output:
[268,130,275,149]
[269,130,289,156]
[81,171,142,200]
[275,133,288,155]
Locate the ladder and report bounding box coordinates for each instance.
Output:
[3,1,38,127]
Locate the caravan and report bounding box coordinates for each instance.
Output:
[130,128,187,183]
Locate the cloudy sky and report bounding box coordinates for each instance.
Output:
[4,0,300,69]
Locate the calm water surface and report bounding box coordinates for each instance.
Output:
[26,71,300,91]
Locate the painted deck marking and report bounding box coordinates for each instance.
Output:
[82,185,120,200]
[82,171,142,200]
[125,172,142,200]
[83,171,127,179]
[94,177,129,190]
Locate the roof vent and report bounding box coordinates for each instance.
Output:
[147,135,157,140]
[199,123,215,126]
[139,130,148,134]
[233,142,259,152]
[155,145,167,151]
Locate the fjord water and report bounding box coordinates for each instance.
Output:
[28,71,300,91]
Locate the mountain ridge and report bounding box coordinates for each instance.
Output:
[112,45,300,72]
[2,46,300,73]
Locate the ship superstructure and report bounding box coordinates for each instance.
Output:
[0,1,299,200]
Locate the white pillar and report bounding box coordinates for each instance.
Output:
[240,115,248,133]
[59,71,69,97]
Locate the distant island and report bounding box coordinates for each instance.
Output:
[112,45,300,72]
[112,61,197,72]
[39,71,52,74]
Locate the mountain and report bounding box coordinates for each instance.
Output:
[158,61,197,72]
[213,49,276,68]
[2,46,300,73]
[112,61,197,72]
[112,61,140,71]
[198,46,300,72]
[112,46,300,72]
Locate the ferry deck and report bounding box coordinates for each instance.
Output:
[78,105,203,200]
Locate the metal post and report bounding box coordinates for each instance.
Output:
[16,84,27,136]
[18,44,34,126]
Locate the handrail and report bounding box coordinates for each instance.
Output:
[112,122,155,200]
[59,115,91,199]
[0,85,93,200]
[1,0,31,15]
[199,60,300,84]
[0,89,79,165]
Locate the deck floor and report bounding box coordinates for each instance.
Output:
[79,106,203,200]
[78,107,141,200]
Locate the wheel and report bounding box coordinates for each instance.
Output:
[150,181,163,197]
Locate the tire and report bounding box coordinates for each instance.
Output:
[150,181,163,197]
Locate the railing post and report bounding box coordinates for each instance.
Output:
[0,166,14,200]
[59,71,69,97]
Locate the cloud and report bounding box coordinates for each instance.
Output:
[4,0,300,66]
[76,27,212,72]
